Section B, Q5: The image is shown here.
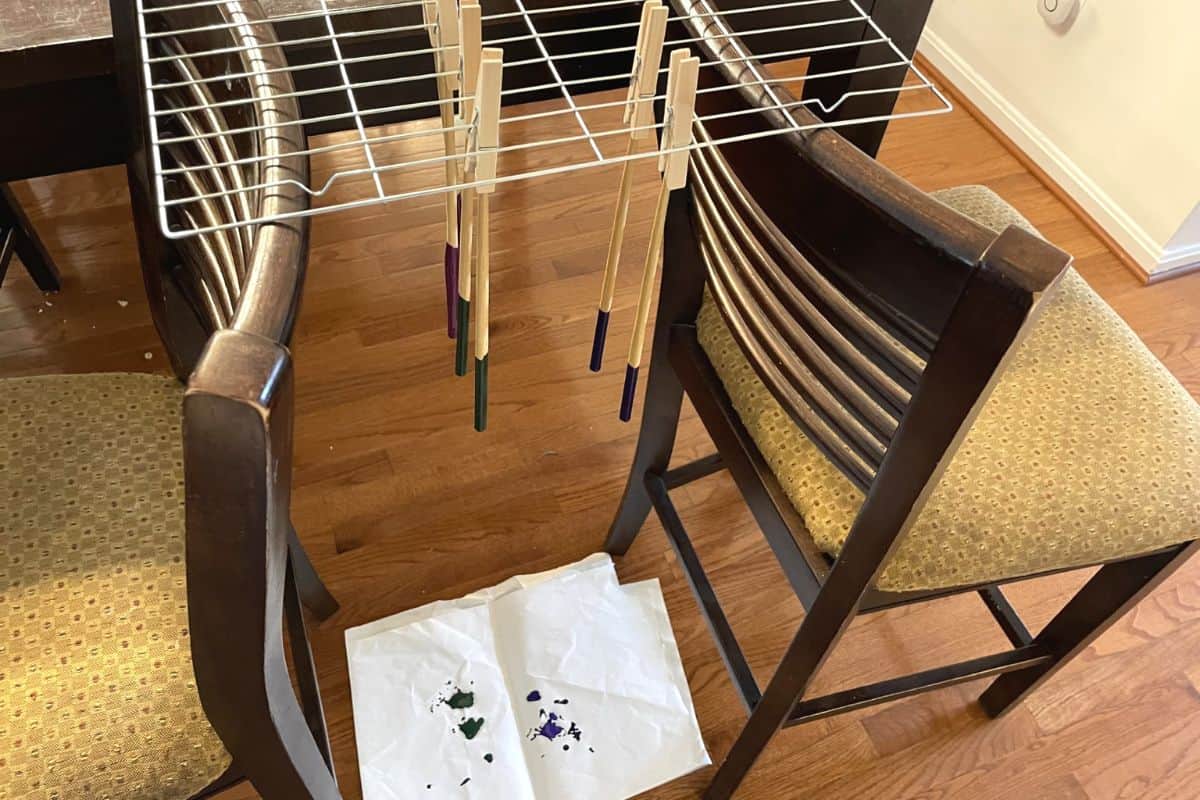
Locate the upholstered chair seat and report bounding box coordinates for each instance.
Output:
[697,185,1200,592]
[0,373,231,800]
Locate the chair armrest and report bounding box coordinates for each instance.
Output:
[183,329,340,799]
[980,225,1073,296]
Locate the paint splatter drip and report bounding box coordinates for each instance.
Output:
[527,711,584,746]
[532,711,564,741]
[525,692,591,754]
[427,680,488,790]
[445,689,475,709]
[430,682,486,741]
[459,717,485,740]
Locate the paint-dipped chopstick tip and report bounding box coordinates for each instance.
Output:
[445,244,460,338]
[474,354,489,431]
[589,309,611,373]
[455,297,471,376]
[619,364,639,422]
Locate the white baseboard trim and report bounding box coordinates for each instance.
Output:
[1155,242,1200,281]
[918,30,1196,281]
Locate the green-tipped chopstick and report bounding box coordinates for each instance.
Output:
[469,49,503,431]
[473,191,491,431]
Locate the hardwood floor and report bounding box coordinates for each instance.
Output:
[3,67,1199,800]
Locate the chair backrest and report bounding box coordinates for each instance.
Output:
[673,0,1073,583]
[114,0,309,377]
[111,1,336,795]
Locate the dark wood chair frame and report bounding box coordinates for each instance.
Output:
[0,182,61,291]
[604,3,1200,798]
[109,0,344,797]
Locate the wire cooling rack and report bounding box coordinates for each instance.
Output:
[136,0,952,239]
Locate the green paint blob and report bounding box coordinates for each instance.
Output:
[459,717,485,740]
[484,753,494,764]
[445,689,475,710]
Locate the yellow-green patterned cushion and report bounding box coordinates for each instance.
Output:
[697,185,1200,591]
[0,373,231,800]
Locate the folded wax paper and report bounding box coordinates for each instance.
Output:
[345,554,709,799]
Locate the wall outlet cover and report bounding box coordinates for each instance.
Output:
[1039,0,1085,29]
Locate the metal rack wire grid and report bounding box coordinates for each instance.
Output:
[137,0,952,239]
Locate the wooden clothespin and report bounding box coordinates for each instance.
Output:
[454,0,482,377]
[589,0,668,372]
[435,0,460,94]
[620,49,699,422]
[425,0,462,339]
[624,0,669,133]
[468,49,503,432]
[457,1,482,152]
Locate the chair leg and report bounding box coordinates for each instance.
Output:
[605,190,707,555]
[288,524,340,621]
[979,542,1197,718]
[604,354,686,555]
[703,594,855,800]
[0,226,14,287]
[0,183,61,292]
[284,559,336,772]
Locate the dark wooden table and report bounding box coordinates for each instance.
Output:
[2,0,929,289]
[0,0,931,182]
[0,0,389,179]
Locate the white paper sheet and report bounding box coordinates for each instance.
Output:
[346,554,709,800]
[347,601,534,799]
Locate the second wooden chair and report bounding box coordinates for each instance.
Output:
[603,7,1200,799]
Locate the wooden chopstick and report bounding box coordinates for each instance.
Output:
[590,0,668,373]
[620,49,700,422]
[426,0,462,339]
[454,1,482,377]
[470,49,504,431]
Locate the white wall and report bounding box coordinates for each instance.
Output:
[919,0,1200,279]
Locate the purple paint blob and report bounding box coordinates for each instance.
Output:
[445,244,460,339]
[526,704,586,749]
[531,712,564,742]
[526,690,541,702]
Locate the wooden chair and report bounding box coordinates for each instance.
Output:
[604,5,1200,799]
[2,1,343,798]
